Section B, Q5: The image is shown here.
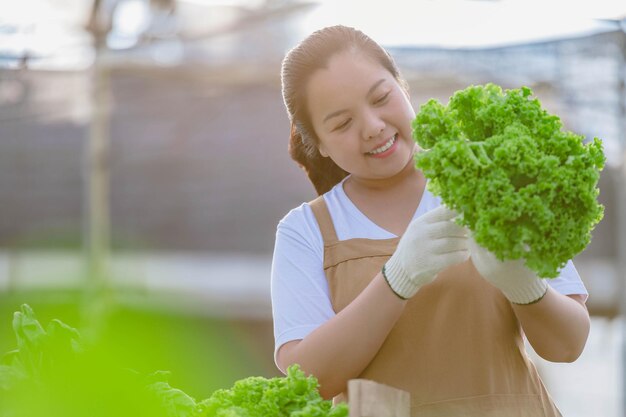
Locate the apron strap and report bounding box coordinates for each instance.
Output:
[309,196,339,245]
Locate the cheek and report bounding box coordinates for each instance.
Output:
[320,137,360,167]
[401,95,416,120]
[394,102,415,137]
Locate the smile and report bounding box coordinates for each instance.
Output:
[367,134,398,155]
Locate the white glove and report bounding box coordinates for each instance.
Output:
[468,236,548,305]
[383,206,470,299]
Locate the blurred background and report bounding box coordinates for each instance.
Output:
[0,0,625,415]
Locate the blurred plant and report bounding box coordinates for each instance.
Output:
[0,304,198,417]
[0,305,347,417]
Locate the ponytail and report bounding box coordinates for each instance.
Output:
[288,122,348,196]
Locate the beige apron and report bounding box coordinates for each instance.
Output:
[309,196,562,417]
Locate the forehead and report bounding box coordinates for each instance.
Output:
[306,51,392,119]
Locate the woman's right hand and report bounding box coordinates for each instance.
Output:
[383,205,469,299]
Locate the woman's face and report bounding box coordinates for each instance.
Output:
[306,49,416,182]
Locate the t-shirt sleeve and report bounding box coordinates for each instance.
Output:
[270,205,336,365]
[546,259,588,302]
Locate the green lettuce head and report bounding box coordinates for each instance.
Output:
[413,83,605,278]
[198,364,348,417]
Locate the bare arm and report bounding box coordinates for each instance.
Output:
[513,289,590,363]
[276,206,469,399]
[276,272,406,399]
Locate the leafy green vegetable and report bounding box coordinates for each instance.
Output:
[0,304,83,385]
[198,365,348,417]
[412,84,605,278]
[145,370,200,417]
[0,305,347,417]
[1,304,187,417]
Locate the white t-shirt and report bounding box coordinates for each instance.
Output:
[270,177,588,361]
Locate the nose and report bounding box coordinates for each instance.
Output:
[363,110,385,140]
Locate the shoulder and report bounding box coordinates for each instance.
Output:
[278,181,344,236]
[276,200,324,250]
[278,200,319,232]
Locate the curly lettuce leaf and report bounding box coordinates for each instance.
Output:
[413,84,605,278]
[198,364,348,417]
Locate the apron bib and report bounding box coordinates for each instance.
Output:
[309,196,561,417]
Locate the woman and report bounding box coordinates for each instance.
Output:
[271,25,590,416]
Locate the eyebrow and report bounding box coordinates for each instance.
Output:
[322,78,387,124]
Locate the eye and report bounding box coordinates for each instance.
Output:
[334,118,352,131]
[374,92,391,105]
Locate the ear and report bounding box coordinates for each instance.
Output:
[318,143,329,158]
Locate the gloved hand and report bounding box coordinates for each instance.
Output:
[383,205,469,299]
[468,236,548,305]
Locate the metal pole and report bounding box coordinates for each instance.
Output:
[617,22,626,417]
[86,37,111,287]
[82,1,112,342]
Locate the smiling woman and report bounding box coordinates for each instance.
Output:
[282,25,412,195]
[305,50,416,183]
[270,24,591,417]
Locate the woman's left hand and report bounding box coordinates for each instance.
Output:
[468,236,548,305]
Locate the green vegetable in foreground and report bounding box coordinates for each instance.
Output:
[198,365,348,417]
[0,304,196,417]
[0,304,347,417]
[412,84,604,278]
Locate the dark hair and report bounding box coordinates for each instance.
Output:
[281,25,408,195]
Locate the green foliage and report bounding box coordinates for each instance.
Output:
[0,305,347,417]
[413,84,605,278]
[198,364,348,417]
[0,304,194,417]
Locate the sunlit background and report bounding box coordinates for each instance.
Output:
[0,0,625,415]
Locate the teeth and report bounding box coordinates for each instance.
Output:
[368,134,397,155]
